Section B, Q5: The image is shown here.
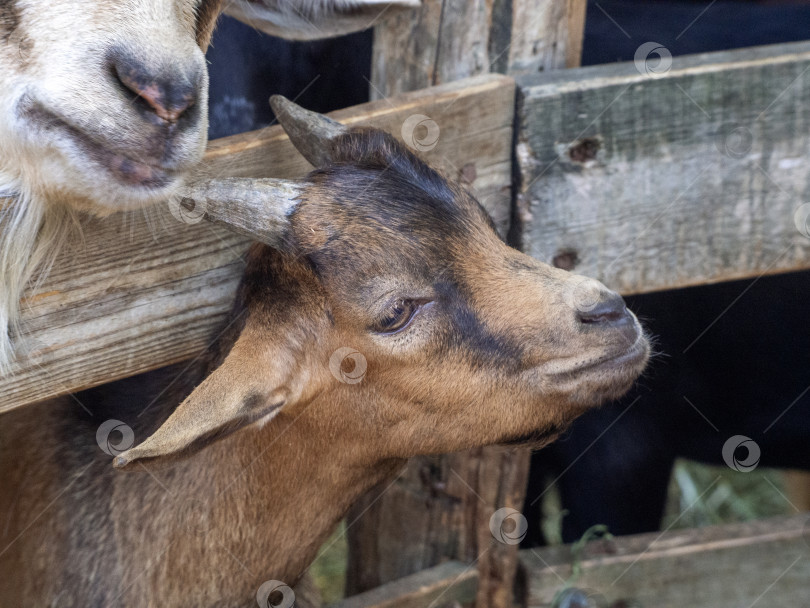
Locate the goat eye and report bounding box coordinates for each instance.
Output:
[374,299,423,334]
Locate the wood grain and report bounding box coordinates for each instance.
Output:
[522,514,810,608]
[370,0,588,98]
[329,560,477,608]
[334,515,810,608]
[1,73,515,413]
[350,6,588,607]
[346,446,529,601]
[516,40,810,296]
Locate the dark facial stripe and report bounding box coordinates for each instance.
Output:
[436,280,526,373]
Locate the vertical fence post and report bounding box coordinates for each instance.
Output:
[346,2,587,606]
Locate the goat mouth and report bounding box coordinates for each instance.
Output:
[587,338,648,373]
[547,335,649,380]
[23,103,180,190]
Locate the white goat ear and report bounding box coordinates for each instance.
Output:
[113,338,297,469]
[224,0,420,41]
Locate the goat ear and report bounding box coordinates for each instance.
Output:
[269,95,349,169]
[224,0,420,41]
[112,336,299,469]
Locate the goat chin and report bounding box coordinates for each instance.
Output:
[0,160,191,374]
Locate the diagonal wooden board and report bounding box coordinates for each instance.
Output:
[516,40,810,296]
[1,73,515,413]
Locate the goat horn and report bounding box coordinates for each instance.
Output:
[269,95,348,168]
[177,178,303,248]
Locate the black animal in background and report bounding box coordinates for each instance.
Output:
[523,0,810,543]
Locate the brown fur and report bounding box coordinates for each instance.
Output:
[197,0,226,47]
[0,122,649,606]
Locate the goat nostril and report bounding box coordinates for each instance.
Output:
[577,294,629,326]
[111,53,199,123]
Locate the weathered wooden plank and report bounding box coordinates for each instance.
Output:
[350,7,586,607]
[370,0,587,98]
[517,40,810,295]
[0,73,515,413]
[346,446,530,600]
[521,514,810,608]
[329,560,477,608]
[507,0,587,73]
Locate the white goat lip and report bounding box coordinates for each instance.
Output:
[25,103,178,190]
[99,151,175,189]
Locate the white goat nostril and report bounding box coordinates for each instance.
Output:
[109,49,200,123]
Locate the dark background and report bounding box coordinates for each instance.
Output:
[206,0,810,138]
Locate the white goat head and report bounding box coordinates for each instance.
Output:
[0,0,419,373]
[0,0,225,372]
[0,0,223,212]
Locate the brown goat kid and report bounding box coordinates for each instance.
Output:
[0,99,649,606]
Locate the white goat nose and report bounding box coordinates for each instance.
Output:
[110,50,201,123]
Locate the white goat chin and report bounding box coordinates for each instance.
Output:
[1,1,211,212]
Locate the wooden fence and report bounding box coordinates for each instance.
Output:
[4,12,810,608]
[517,41,810,295]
